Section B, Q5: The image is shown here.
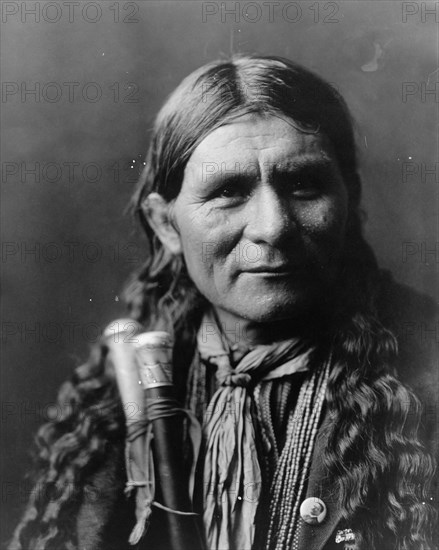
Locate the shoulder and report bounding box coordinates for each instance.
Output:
[377,274,437,387]
[376,272,437,337]
[377,274,438,453]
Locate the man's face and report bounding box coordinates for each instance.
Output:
[171,114,349,324]
[310,503,323,516]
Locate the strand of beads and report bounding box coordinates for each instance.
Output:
[289,364,329,550]
[265,361,330,550]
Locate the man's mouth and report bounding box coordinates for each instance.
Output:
[241,264,298,276]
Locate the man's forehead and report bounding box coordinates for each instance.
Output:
[185,116,334,177]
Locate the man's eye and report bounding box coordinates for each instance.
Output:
[217,184,249,199]
[291,177,322,197]
[219,186,238,198]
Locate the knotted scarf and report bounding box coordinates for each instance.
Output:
[198,311,314,550]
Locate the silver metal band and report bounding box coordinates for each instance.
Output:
[135,332,174,350]
[138,362,173,388]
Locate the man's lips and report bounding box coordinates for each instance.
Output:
[241,264,299,274]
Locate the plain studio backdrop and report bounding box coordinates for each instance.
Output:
[1,0,437,544]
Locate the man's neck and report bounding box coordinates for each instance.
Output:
[211,307,323,350]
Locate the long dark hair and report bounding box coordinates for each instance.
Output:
[10,55,436,550]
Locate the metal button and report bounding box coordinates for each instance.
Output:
[300,497,327,525]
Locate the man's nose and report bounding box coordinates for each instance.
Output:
[244,185,295,246]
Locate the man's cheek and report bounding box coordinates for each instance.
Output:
[305,214,346,249]
[185,251,215,287]
[321,203,348,240]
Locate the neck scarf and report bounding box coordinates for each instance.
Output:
[198,311,315,550]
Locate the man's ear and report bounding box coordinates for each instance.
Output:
[141,193,182,255]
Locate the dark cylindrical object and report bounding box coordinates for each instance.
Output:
[135,332,204,550]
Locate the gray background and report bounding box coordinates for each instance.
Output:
[1,0,437,544]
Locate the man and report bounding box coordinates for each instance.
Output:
[10,55,437,550]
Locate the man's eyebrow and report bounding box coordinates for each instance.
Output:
[198,156,335,186]
[266,156,334,173]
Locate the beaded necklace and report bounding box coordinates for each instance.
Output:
[257,361,330,550]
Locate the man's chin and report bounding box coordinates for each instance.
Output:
[224,292,321,325]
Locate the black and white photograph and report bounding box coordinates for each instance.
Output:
[1,1,438,549]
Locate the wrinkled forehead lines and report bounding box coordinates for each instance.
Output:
[183,116,333,182]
